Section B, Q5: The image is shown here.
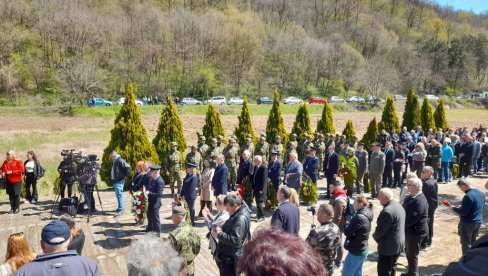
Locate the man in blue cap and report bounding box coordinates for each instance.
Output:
[15,220,101,276]
[146,165,164,236]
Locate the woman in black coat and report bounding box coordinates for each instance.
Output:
[342,195,373,276]
[24,150,43,204]
[180,163,198,226]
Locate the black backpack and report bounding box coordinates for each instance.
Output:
[59,196,79,217]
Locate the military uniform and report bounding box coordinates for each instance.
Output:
[185,147,203,172]
[306,221,342,274]
[197,137,209,160]
[316,134,326,175]
[216,135,225,154]
[286,134,298,163]
[302,135,313,162]
[239,138,255,161]
[255,135,269,164]
[269,136,284,163]
[223,140,239,190]
[335,135,345,152]
[206,138,219,162]
[146,166,164,236]
[169,220,201,276]
[166,142,182,194]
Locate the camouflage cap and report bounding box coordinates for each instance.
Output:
[217,135,224,140]
[245,137,252,142]
[170,142,177,146]
[275,135,281,140]
[199,136,206,141]
[229,138,235,143]
[230,135,237,139]
[246,134,252,138]
[290,133,297,138]
[340,135,346,139]
[308,143,316,150]
[260,133,266,138]
[211,138,218,143]
[190,145,197,149]
[172,205,186,216]
[317,133,323,138]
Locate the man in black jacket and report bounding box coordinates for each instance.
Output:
[109,151,131,216]
[252,155,268,222]
[268,151,282,192]
[383,141,395,188]
[214,193,251,276]
[271,185,300,234]
[236,150,253,187]
[420,166,438,249]
[402,178,429,276]
[374,188,406,276]
[324,145,340,198]
[444,233,488,275]
[458,135,474,178]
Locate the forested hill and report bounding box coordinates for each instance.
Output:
[1,0,488,105]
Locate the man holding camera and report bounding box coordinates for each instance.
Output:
[110,151,131,216]
[306,204,341,275]
[57,154,77,199]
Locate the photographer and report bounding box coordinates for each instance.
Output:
[77,151,100,212]
[306,204,341,275]
[57,153,77,199]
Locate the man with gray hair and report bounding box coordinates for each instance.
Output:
[110,151,131,216]
[212,154,229,196]
[271,185,300,234]
[284,151,303,192]
[127,233,187,276]
[374,188,405,276]
[15,220,101,276]
[252,155,268,222]
[402,178,429,276]
[421,166,438,249]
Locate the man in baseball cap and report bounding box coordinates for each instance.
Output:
[15,220,101,276]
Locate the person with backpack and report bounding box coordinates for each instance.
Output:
[24,150,44,204]
[329,181,349,269]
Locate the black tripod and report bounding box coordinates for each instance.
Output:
[82,184,104,222]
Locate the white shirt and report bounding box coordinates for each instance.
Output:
[25,161,35,173]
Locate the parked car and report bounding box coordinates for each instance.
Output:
[117,97,144,106]
[308,96,326,104]
[283,97,303,104]
[207,96,227,105]
[394,94,407,101]
[88,97,112,107]
[257,97,273,105]
[366,96,383,103]
[425,94,439,101]
[347,96,365,103]
[181,97,202,105]
[456,94,469,99]
[329,96,346,103]
[228,97,244,105]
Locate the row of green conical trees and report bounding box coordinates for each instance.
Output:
[100,84,448,186]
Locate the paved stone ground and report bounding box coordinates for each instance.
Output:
[0,174,487,276]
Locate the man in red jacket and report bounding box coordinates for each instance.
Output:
[1,150,25,214]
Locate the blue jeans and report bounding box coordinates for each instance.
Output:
[440,161,451,182]
[473,159,479,174]
[342,252,367,276]
[113,180,125,212]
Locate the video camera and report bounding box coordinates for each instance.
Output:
[61,149,82,162]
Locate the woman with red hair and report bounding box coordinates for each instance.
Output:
[0,232,36,274]
[1,150,25,214]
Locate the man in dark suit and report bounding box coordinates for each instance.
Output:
[383,141,395,188]
[268,151,282,192]
[323,145,339,198]
[458,135,474,178]
[237,150,253,186]
[212,154,229,197]
[252,155,268,222]
[303,145,319,184]
[146,165,165,236]
[420,166,438,249]
[374,188,406,276]
[402,178,429,276]
[271,185,300,234]
[284,151,303,191]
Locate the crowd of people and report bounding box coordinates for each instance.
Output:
[1,123,487,275]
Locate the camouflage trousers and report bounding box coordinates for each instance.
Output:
[168,170,182,193]
[227,166,237,191]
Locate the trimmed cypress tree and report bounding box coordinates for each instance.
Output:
[379,96,401,134]
[342,120,356,140]
[100,83,159,187]
[360,117,379,150]
[402,89,421,130]
[421,98,436,131]
[291,103,313,139]
[202,103,225,144]
[266,89,288,145]
[234,97,257,145]
[316,102,336,134]
[152,96,187,168]
[434,98,449,131]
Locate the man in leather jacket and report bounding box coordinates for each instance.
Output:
[213,193,251,276]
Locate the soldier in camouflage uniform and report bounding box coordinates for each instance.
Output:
[166,142,182,194]
[169,205,201,276]
[197,136,209,160]
[302,134,313,162]
[239,137,255,162]
[254,133,269,165]
[297,135,307,162]
[186,145,203,172]
[324,133,332,149]
[286,133,298,163]
[206,138,219,162]
[216,135,225,154]
[315,134,326,178]
[335,134,345,152]
[306,203,341,275]
[269,135,284,163]
[223,138,239,191]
